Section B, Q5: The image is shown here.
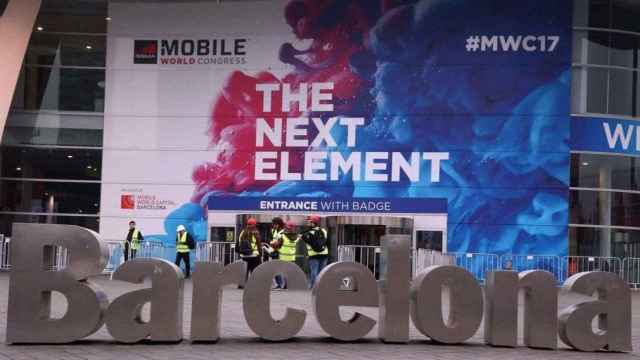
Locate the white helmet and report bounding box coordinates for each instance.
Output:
[176,225,186,232]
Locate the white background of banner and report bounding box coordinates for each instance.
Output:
[101,0,292,239]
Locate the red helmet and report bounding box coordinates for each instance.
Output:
[307,215,321,224]
[247,218,257,226]
[285,221,295,230]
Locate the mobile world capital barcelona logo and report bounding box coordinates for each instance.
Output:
[133,38,248,65]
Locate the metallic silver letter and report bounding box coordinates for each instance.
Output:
[484,270,557,349]
[243,260,307,341]
[558,272,631,352]
[378,235,410,343]
[191,261,246,342]
[105,258,184,343]
[6,224,109,343]
[313,262,378,341]
[410,265,483,344]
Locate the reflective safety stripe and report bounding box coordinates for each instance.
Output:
[306,228,328,257]
[130,229,141,250]
[272,228,284,239]
[176,232,190,253]
[279,234,297,261]
[271,228,284,253]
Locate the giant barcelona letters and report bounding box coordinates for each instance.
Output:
[4,224,632,352]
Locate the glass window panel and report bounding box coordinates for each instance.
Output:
[416,231,443,251]
[584,31,611,66]
[585,67,608,114]
[0,180,100,214]
[611,191,640,227]
[1,125,103,147]
[571,153,640,191]
[571,67,585,113]
[608,68,636,117]
[25,33,106,67]
[570,226,640,258]
[0,213,99,237]
[13,67,105,112]
[35,6,108,34]
[637,70,640,116]
[570,190,640,228]
[2,111,103,147]
[0,147,101,180]
[573,0,590,28]
[609,32,639,69]
[341,225,385,246]
[588,0,611,28]
[210,227,235,242]
[570,190,600,225]
[612,0,640,33]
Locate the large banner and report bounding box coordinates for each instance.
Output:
[102,0,572,255]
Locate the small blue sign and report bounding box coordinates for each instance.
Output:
[207,196,447,215]
[571,116,640,156]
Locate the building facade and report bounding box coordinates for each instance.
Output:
[0,0,638,259]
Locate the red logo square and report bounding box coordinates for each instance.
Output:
[121,195,135,210]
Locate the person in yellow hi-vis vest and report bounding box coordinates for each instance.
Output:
[236,218,262,284]
[300,215,328,288]
[125,220,143,262]
[274,220,299,289]
[174,225,194,278]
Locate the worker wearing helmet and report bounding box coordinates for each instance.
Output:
[301,215,328,288]
[274,220,300,289]
[175,224,194,278]
[236,217,262,282]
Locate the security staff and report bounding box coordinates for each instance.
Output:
[278,221,298,263]
[236,218,262,280]
[274,221,300,290]
[269,217,285,259]
[269,217,285,289]
[125,221,143,262]
[175,225,193,278]
[303,215,328,288]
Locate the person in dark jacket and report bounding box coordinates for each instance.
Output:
[302,215,328,288]
[269,217,285,289]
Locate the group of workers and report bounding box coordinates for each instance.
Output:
[124,215,329,287]
[237,215,329,289]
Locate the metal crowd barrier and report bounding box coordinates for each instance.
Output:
[0,236,10,271]
[45,246,69,271]
[449,252,500,283]
[103,240,166,275]
[3,235,640,289]
[413,248,455,275]
[338,246,499,282]
[501,254,563,282]
[337,245,382,279]
[623,258,640,288]
[563,256,622,281]
[195,241,238,265]
[104,241,124,275]
[135,240,165,259]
